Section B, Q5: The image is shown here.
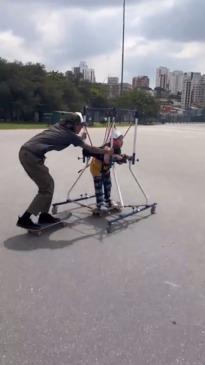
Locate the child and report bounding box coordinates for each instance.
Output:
[90,129,127,212]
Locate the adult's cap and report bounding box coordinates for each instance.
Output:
[110,129,123,140]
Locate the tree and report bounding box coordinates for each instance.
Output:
[0,57,160,122]
[114,89,159,117]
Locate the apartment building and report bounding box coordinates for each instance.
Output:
[181,72,204,109]
[73,61,96,83]
[168,71,184,95]
[132,76,149,89]
[156,66,169,90]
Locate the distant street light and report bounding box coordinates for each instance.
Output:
[120,0,126,96]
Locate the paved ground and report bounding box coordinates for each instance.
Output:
[0,124,205,365]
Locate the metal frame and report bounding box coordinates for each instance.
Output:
[52,107,117,214]
[52,107,157,231]
[107,157,157,232]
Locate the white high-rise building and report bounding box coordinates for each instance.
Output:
[181,73,192,109]
[79,61,88,71]
[156,66,169,90]
[168,70,184,94]
[77,61,96,83]
[181,72,202,109]
[200,75,205,107]
[83,68,96,83]
[192,74,205,107]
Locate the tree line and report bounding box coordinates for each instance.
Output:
[0,58,159,122]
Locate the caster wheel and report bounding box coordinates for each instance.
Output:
[151,205,156,214]
[52,206,58,214]
[107,226,112,233]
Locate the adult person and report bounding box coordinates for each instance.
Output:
[17,112,113,230]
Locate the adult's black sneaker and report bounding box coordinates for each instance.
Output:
[38,213,60,224]
[17,216,40,230]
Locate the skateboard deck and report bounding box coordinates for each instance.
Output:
[27,211,72,236]
[28,220,67,236]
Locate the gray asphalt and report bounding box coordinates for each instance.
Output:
[0,124,205,365]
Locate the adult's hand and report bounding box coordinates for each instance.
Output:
[104,146,114,155]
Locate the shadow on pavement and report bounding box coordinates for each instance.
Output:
[4,211,152,251]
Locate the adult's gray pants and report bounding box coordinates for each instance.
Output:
[19,147,54,215]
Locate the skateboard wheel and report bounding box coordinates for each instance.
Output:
[52,206,58,214]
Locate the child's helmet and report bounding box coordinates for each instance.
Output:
[110,130,123,140]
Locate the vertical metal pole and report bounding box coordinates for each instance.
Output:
[120,0,126,96]
[110,116,115,148]
[112,164,124,207]
[104,116,111,143]
[132,112,138,164]
[83,105,92,146]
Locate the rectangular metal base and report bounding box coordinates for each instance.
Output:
[107,203,157,231]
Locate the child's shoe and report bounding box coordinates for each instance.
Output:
[106,200,119,209]
[97,204,108,213]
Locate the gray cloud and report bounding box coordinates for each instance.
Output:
[0,2,42,43]
[0,0,141,45]
[39,13,122,69]
[0,0,205,85]
[125,46,199,87]
[0,0,124,65]
[2,0,146,9]
[139,0,205,42]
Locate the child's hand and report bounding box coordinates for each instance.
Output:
[115,155,123,162]
[115,154,128,164]
[121,154,129,163]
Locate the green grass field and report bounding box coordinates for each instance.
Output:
[0,121,160,130]
[0,122,127,130]
[0,123,48,130]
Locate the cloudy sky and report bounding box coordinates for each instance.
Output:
[0,0,205,87]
